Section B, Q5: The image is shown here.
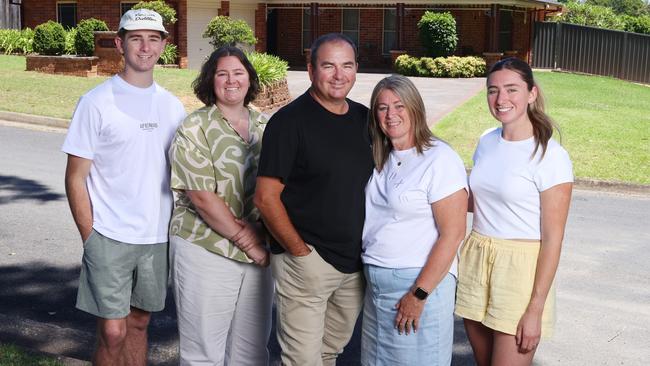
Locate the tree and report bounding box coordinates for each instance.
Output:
[203,16,256,49]
[417,11,458,58]
[132,0,177,25]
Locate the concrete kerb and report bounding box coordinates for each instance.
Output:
[0,110,69,129]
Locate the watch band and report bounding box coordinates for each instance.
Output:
[413,287,429,300]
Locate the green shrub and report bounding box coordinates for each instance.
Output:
[621,14,650,33]
[394,54,485,78]
[246,52,288,87]
[417,11,458,58]
[74,18,109,56]
[132,0,177,24]
[553,2,625,30]
[33,21,67,55]
[64,27,77,54]
[204,15,256,49]
[0,28,34,55]
[158,43,178,64]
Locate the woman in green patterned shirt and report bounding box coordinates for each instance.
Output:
[168,46,272,365]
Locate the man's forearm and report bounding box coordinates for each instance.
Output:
[65,176,93,242]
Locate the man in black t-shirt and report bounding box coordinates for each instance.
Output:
[255,33,373,365]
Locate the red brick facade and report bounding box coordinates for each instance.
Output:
[22,0,185,64]
[21,0,545,69]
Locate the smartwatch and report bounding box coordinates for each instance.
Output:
[413,287,429,300]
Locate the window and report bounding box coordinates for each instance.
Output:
[121,2,138,15]
[341,9,359,47]
[383,9,397,54]
[498,10,513,52]
[302,9,311,50]
[57,2,77,29]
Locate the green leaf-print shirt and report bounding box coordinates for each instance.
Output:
[169,104,267,263]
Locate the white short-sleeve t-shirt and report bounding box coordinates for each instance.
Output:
[362,140,468,276]
[62,75,186,244]
[470,127,573,240]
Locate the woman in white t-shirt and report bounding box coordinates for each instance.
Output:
[455,58,573,366]
[361,75,468,365]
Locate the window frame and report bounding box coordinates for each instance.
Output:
[56,1,77,29]
[382,8,397,55]
[341,8,360,47]
[302,8,312,50]
[120,2,138,16]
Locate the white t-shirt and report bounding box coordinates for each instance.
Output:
[470,127,573,240]
[62,75,186,244]
[362,140,468,276]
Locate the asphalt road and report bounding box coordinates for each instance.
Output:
[1,122,649,365]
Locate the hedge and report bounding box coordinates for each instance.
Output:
[395,55,486,78]
[33,21,67,55]
[75,18,109,56]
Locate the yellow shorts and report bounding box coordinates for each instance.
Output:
[455,231,555,338]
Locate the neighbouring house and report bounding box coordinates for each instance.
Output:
[19,0,562,70]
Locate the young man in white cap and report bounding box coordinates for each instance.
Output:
[62,9,185,365]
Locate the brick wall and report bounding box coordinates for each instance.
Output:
[26,54,98,77]
[275,8,303,66]
[22,0,180,62]
[255,3,267,53]
[358,8,387,68]
[219,1,229,16]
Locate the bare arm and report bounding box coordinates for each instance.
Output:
[516,182,573,352]
[65,155,93,243]
[395,188,468,334]
[186,190,268,266]
[254,176,311,256]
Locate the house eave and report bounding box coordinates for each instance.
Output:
[262,0,563,10]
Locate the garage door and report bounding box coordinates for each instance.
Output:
[187,2,219,70]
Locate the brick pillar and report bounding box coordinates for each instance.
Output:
[177,0,188,68]
[255,3,267,52]
[488,4,499,52]
[94,31,123,76]
[219,1,230,16]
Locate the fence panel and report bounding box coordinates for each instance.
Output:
[532,22,556,69]
[532,22,650,84]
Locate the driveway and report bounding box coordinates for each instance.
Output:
[284,70,485,125]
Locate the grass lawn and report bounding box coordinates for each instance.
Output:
[0,343,65,366]
[0,55,201,119]
[1,55,648,184]
[434,71,650,185]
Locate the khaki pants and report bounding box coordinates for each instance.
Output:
[271,245,364,366]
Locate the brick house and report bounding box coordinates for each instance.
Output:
[19,0,562,70]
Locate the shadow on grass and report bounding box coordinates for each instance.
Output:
[0,175,64,205]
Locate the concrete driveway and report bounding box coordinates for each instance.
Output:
[284,70,485,125]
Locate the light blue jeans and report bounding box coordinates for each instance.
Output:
[361,265,456,366]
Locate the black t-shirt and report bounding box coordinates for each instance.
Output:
[258,91,374,273]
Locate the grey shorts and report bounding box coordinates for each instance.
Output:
[76,229,168,319]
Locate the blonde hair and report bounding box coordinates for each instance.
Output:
[368,75,436,171]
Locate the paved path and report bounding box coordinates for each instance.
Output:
[1,122,649,365]
[285,71,486,125]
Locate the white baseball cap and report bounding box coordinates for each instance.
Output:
[119,9,168,35]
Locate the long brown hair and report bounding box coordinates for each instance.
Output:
[488,57,558,158]
[369,75,436,171]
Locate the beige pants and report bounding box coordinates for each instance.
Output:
[170,235,273,366]
[271,245,364,366]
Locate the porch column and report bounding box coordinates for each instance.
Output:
[177,0,188,68]
[219,1,230,16]
[255,3,267,52]
[483,4,503,70]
